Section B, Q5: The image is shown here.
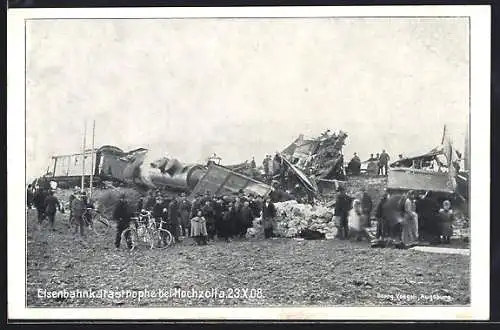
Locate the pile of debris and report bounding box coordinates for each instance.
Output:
[272,200,337,238]
[281,130,348,181]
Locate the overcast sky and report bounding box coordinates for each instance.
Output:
[26,17,469,180]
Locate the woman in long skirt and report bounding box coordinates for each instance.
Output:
[401,191,419,247]
[348,198,362,234]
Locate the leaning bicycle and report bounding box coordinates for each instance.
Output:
[68,207,111,236]
[120,210,174,251]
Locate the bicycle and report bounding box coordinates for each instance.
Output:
[68,207,111,236]
[120,210,174,251]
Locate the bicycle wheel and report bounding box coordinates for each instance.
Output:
[92,214,111,236]
[122,226,155,250]
[152,228,174,249]
[120,227,138,251]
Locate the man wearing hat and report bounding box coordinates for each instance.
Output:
[152,196,168,229]
[43,189,62,231]
[71,191,86,237]
[334,185,352,240]
[114,193,132,249]
[67,187,80,224]
[179,192,191,237]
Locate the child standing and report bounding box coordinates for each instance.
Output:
[190,210,208,245]
[439,200,454,244]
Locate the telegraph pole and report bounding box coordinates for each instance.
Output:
[89,120,96,198]
[81,120,87,193]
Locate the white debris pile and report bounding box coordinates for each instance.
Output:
[272,200,337,238]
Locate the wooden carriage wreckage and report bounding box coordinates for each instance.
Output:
[35,126,468,204]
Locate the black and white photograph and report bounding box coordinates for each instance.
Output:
[7,5,490,320]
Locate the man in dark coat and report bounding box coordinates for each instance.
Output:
[415,191,441,244]
[168,198,180,242]
[378,149,390,176]
[33,188,49,225]
[212,198,224,238]
[43,190,61,230]
[219,204,235,242]
[334,186,352,239]
[179,193,192,236]
[71,192,86,237]
[68,187,79,223]
[114,193,132,249]
[232,197,244,238]
[239,201,254,238]
[375,190,390,239]
[249,196,261,219]
[201,200,216,240]
[152,196,168,229]
[348,153,362,176]
[262,198,277,239]
[360,188,373,228]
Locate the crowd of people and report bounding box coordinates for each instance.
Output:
[114,189,277,249]
[27,175,459,250]
[27,184,96,236]
[334,185,458,248]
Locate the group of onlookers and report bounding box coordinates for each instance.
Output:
[27,184,62,231]
[112,190,278,249]
[27,184,96,237]
[333,185,458,248]
[28,180,458,249]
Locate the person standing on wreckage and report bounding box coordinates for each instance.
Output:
[378,150,390,176]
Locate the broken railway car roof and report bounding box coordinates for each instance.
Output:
[188,164,273,201]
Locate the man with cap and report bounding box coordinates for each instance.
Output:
[190,192,203,219]
[152,196,168,229]
[179,193,191,236]
[71,191,86,237]
[334,185,352,240]
[43,190,62,230]
[114,193,132,249]
[168,197,181,242]
[33,187,49,226]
